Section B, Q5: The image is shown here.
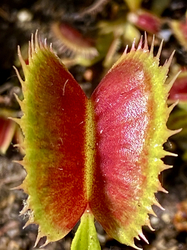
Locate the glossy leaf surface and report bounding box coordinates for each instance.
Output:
[16,42,88,242]
[90,43,171,246]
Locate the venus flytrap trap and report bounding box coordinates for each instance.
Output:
[13,32,180,250]
[51,22,98,59]
[0,115,17,154]
[0,111,23,155]
[170,12,187,51]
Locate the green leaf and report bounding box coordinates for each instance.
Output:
[71,210,101,250]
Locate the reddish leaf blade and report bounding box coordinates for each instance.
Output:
[0,116,16,154]
[90,40,173,247]
[169,70,187,103]
[16,38,88,244]
[128,9,161,34]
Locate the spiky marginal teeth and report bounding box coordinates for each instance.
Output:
[127,32,149,53]
[158,184,168,193]
[30,31,41,57]
[137,35,143,50]
[164,50,175,70]
[168,128,182,137]
[143,32,148,51]
[156,39,164,59]
[13,93,22,108]
[139,232,149,244]
[137,32,148,51]
[31,34,35,52]
[166,71,181,92]
[19,203,29,215]
[136,235,140,240]
[17,46,27,73]
[150,35,155,55]
[168,101,179,114]
[145,219,155,231]
[13,66,25,87]
[10,184,24,191]
[34,230,48,248]
[50,43,53,51]
[23,219,33,229]
[34,30,39,48]
[159,164,172,172]
[34,233,41,248]
[147,207,157,217]
[9,117,21,126]
[29,33,38,61]
[165,151,178,157]
[153,198,165,211]
[39,239,49,248]
[34,229,50,248]
[123,45,128,55]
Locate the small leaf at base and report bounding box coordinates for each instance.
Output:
[71,210,101,250]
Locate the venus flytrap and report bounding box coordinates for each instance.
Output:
[0,111,23,155]
[13,32,180,250]
[0,115,17,154]
[51,22,98,59]
[170,12,187,51]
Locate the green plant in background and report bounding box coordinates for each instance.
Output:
[13,32,180,250]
